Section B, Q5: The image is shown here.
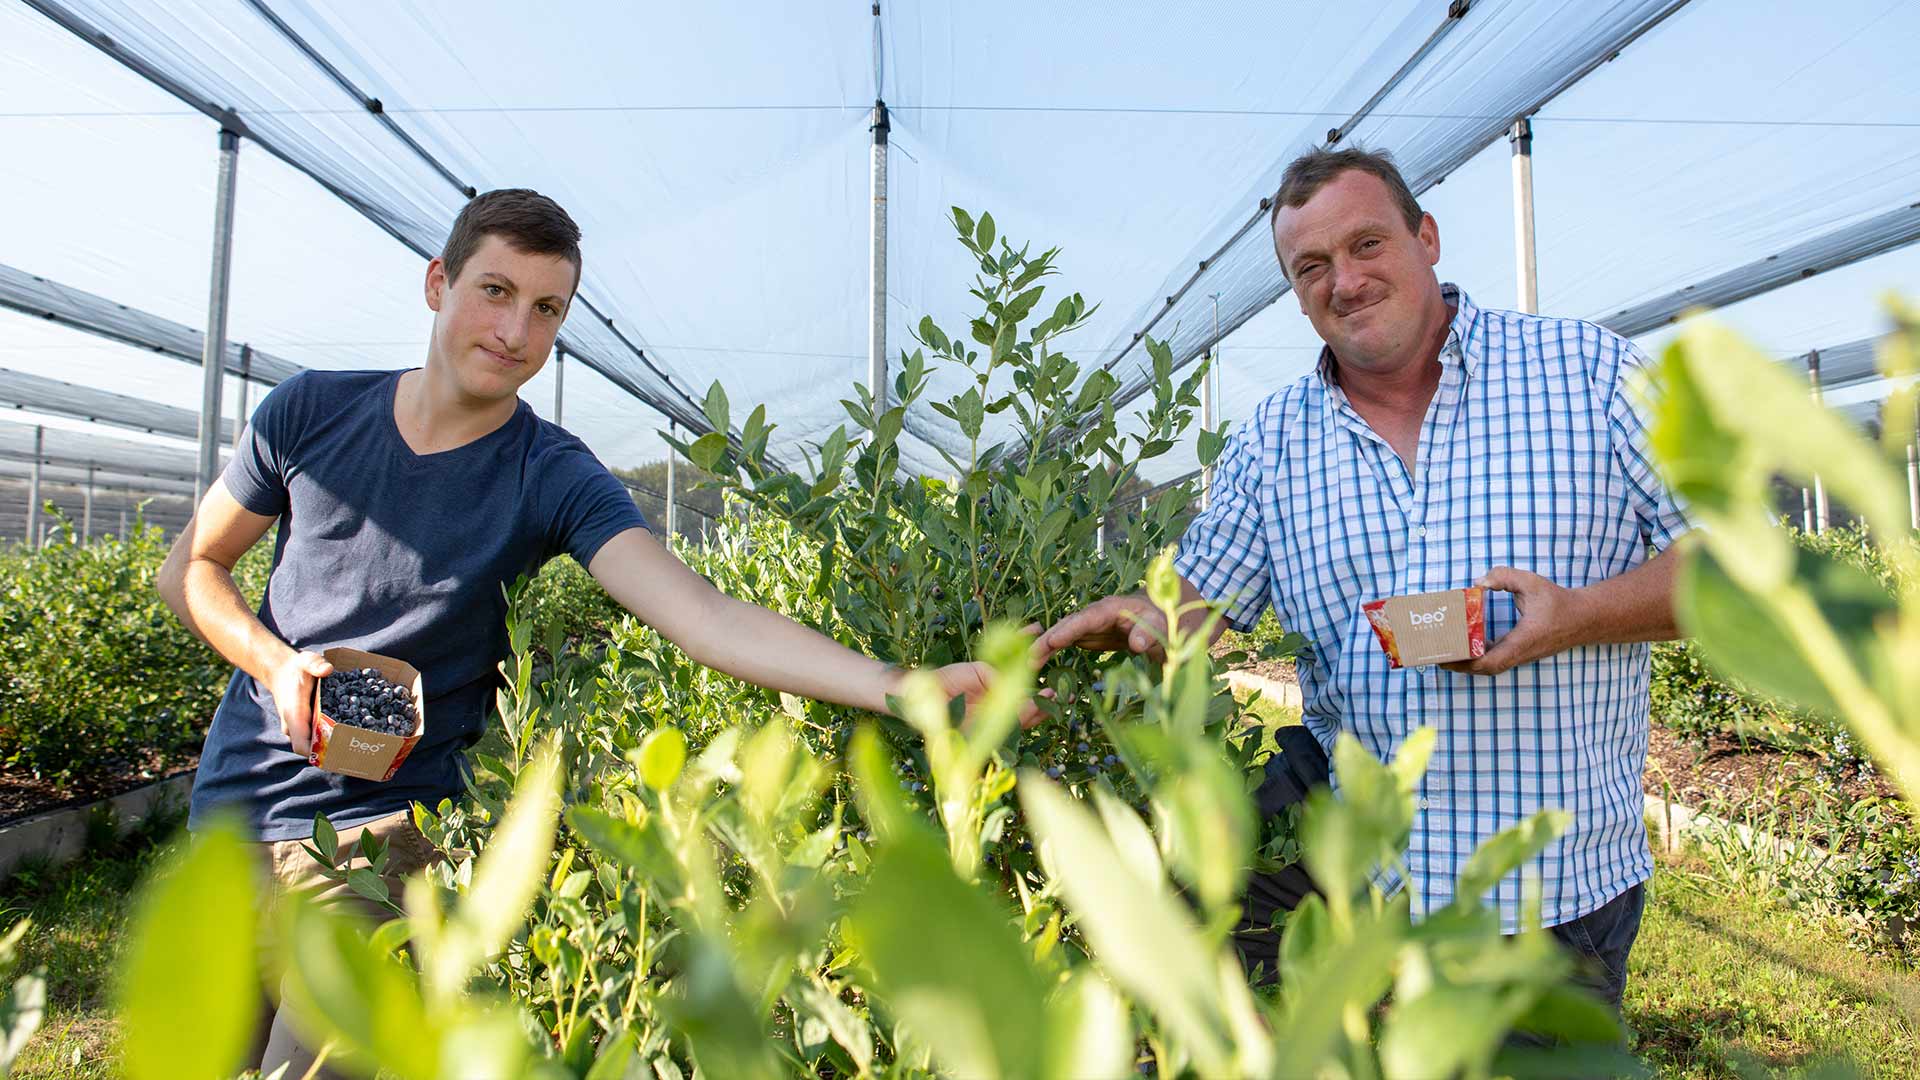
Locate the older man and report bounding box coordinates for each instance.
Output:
[1038,146,1686,1010]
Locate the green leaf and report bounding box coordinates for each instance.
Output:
[687,432,729,472]
[951,207,976,242]
[976,211,996,253]
[119,819,259,1080]
[1679,542,1895,716]
[313,813,339,865]
[1506,982,1626,1047]
[567,807,681,892]
[1378,985,1533,1079]
[793,981,873,1074]
[668,942,783,1079]
[638,727,688,791]
[1043,972,1132,1080]
[954,388,986,441]
[420,741,562,1001]
[584,1028,639,1080]
[1198,427,1227,468]
[1146,549,1181,615]
[990,321,1016,366]
[701,380,731,435]
[1019,773,1253,1074]
[277,896,441,1079]
[1448,809,1571,913]
[1658,321,1911,537]
[847,830,1046,1079]
[346,867,391,905]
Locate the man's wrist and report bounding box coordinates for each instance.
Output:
[874,662,908,714]
[1558,582,1602,653]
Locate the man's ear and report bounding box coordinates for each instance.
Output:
[1419,212,1440,266]
[425,257,449,312]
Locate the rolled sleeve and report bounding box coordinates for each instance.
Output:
[1173,420,1274,631]
[1607,343,1690,552]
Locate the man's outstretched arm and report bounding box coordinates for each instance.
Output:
[587,527,1034,719]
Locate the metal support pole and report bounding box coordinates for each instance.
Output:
[868,98,890,410]
[665,423,679,539]
[553,345,565,427]
[83,466,94,544]
[1908,440,1918,531]
[1808,349,1829,532]
[26,425,42,550]
[1095,517,1105,555]
[198,128,242,501]
[1509,118,1538,314]
[118,500,127,539]
[233,344,252,451]
[1202,293,1221,510]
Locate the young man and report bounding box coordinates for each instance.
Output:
[158,189,1008,1076]
[1037,148,1687,1012]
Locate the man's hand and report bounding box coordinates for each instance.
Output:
[924,659,1048,729]
[269,650,335,756]
[1032,594,1170,664]
[1443,567,1586,677]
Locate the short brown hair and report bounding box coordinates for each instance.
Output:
[440,188,583,298]
[1268,147,1424,274]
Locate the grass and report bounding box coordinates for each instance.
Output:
[1,808,185,1080]
[4,795,1919,1079]
[1627,849,1920,1078]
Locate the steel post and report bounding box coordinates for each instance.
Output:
[198,129,242,500]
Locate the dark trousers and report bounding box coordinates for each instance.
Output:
[1545,882,1646,1013]
[1234,870,1646,1016]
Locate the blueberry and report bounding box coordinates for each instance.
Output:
[1045,765,1062,779]
[1104,754,1118,766]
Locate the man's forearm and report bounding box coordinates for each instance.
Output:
[162,559,294,686]
[1568,546,1682,646]
[671,590,901,713]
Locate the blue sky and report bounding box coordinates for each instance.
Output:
[1,0,1915,486]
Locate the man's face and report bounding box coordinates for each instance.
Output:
[424,234,576,403]
[1272,169,1442,373]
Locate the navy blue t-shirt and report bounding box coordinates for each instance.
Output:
[189,369,646,840]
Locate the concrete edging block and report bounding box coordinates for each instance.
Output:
[1227,669,1304,710]
[0,769,194,881]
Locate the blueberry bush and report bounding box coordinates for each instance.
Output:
[0,512,270,782]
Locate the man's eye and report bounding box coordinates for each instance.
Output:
[1360,239,1381,251]
[539,303,559,317]
[483,284,505,297]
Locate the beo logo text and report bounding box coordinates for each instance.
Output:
[348,735,384,753]
[1409,605,1449,627]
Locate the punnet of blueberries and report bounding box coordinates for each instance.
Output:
[319,667,419,737]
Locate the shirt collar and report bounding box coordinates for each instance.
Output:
[1314,282,1482,387]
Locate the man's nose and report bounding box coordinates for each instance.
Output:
[1329,257,1367,300]
[496,306,533,353]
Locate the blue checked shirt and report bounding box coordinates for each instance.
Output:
[1176,285,1687,932]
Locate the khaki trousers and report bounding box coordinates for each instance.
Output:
[254,809,442,1080]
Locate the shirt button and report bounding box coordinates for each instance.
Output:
[1418,797,1431,810]
[1414,525,1427,538]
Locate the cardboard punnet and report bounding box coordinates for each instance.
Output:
[1363,587,1487,668]
[308,647,425,782]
